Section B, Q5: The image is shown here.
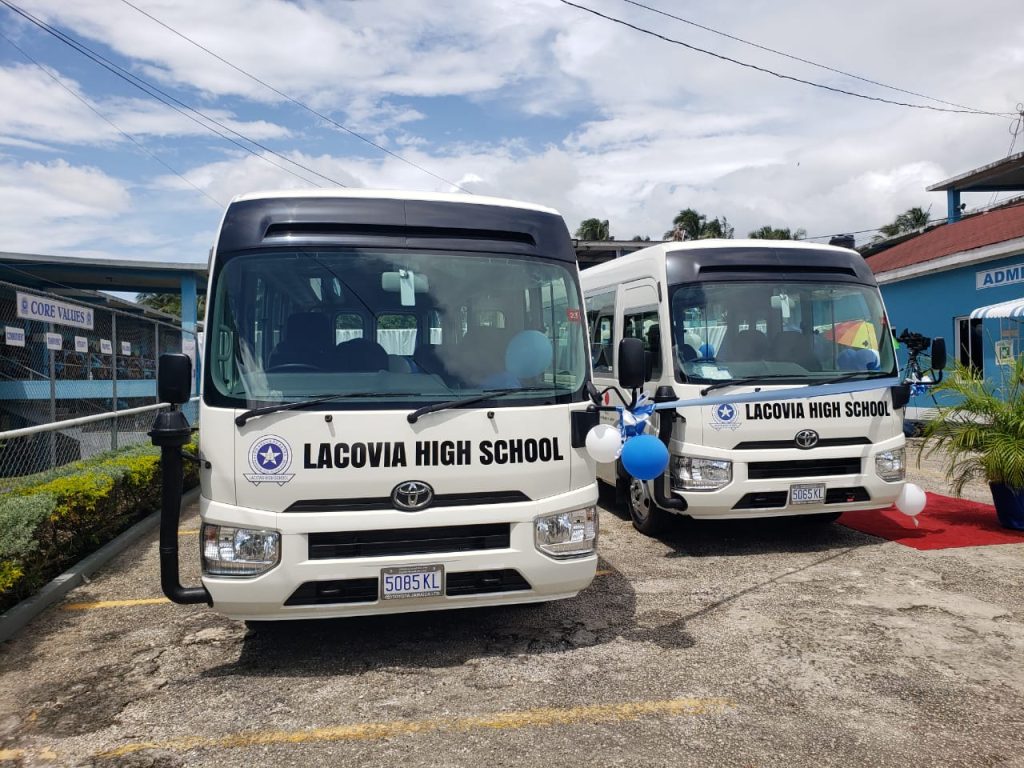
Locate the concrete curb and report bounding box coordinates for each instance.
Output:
[0,486,201,645]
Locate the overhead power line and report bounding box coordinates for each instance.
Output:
[617,0,1006,117]
[116,0,470,193]
[0,0,348,189]
[558,0,1018,118]
[0,30,224,208]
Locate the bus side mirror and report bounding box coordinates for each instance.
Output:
[618,337,645,389]
[158,353,193,405]
[931,338,947,371]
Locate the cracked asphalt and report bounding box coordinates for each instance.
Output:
[1,469,1023,767]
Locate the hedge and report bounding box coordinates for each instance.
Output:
[0,438,199,613]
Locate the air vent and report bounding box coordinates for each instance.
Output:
[263,222,536,245]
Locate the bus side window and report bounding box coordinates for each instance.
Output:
[622,309,662,379]
[585,291,615,373]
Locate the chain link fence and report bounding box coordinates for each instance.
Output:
[0,279,200,479]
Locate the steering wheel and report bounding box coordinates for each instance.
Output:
[265,363,322,373]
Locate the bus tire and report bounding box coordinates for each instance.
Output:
[628,477,669,536]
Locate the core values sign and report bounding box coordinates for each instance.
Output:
[16,292,94,330]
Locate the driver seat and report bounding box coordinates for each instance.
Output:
[269,312,332,369]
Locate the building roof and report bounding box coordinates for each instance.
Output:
[0,251,208,294]
[867,203,1024,276]
[927,151,1024,192]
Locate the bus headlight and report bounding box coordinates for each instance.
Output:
[202,524,281,577]
[672,456,732,490]
[874,448,906,482]
[534,507,598,558]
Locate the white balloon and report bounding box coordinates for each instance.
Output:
[895,483,927,517]
[585,424,622,464]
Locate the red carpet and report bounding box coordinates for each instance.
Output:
[838,492,1024,550]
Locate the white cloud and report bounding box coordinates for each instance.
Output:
[2,0,1023,258]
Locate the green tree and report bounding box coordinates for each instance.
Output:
[748,225,806,240]
[664,209,733,240]
[631,235,651,241]
[136,293,206,319]
[876,206,930,239]
[574,218,612,240]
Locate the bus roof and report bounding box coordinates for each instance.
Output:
[214,189,576,261]
[229,188,561,217]
[581,238,876,286]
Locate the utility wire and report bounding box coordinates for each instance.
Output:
[618,0,1006,117]
[116,0,470,193]
[558,0,1018,117]
[0,0,346,188]
[0,31,224,208]
[987,104,1024,206]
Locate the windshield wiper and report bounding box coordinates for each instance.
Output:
[407,387,558,424]
[235,392,421,427]
[817,371,891,385]
[699,374,803,396]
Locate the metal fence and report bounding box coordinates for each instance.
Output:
[0,279,200,478]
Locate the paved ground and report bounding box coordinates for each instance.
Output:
[1,458,1022,767]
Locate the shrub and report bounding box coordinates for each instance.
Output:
[0,437,198,613]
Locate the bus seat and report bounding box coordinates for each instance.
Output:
[453,326,513,385]
[720,329,768,361]
[388,354,413,373]
[334,337,389,372]
[269,312,332,368]
[771,331,820,371]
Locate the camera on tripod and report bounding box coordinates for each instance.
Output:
[896,328,931,354]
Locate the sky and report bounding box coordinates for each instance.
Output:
[1,0,1023,265]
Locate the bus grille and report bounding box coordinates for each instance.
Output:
[445,569,531,596]
[308,523,511,559]
[283,569,532,606]
[285,578,378,606]
[747,457,861,479]
[731,486,870,510]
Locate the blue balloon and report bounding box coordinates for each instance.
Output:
[699,343,715,358]
[620,434,669,481]
[505,330,552,379]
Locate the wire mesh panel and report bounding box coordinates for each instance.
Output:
[0,280,201,478]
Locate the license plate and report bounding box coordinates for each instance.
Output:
[790,483,826,505]
[380,565,444,600]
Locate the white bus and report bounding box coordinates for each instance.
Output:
[151,190,599,621]
[581,239,913,534]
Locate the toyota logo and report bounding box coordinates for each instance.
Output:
[391,480,434,511]
[794,429,820,449]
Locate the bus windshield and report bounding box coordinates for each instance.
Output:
[205,248,588,409]
[670,281,896,384]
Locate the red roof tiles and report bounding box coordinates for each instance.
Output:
[867,203,1024,275]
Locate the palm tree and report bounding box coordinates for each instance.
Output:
[876,206,931,239]
[664,210,734,240]
[574,218,612,240]
[748,225,805,240]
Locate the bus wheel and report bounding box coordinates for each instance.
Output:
[628,477,668,535]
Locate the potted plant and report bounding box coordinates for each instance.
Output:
[920,356,1024,530]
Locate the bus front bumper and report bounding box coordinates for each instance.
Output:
[198,485,598,621]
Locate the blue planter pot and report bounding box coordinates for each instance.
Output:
[988,483,1024,531]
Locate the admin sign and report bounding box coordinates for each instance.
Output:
[977,263,1024,290]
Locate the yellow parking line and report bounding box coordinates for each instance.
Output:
[595,569,613,576]
[97,697,733,758]
[178,529,199,536]
[62,597,170,611]
[0,749,56,762]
